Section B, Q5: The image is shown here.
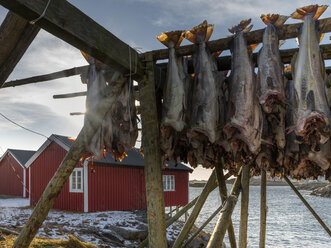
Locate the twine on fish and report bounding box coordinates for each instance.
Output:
[29,0,52,25]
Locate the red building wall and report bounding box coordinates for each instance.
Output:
[30,142,84,211]
[88,163,189,211]
[163,170,189,207]
[0,154,24,197]
[88,163,146,212]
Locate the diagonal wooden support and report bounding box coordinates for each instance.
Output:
[284,176,331,236]
[239,163,250,248]
[138,172,231,248]
[259,169,267,248]
[207,167,243,248]
[215,161,237,248]
[172,170,217,248]
[138,52,167,248]
[0,11,39,87]
[0,0,142,75]
[12,74,127,248]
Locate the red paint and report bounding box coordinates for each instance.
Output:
[29,142,84,211]
[30,140,190,212]
[0,153,25,197]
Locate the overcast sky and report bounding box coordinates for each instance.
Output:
[0,0,330,180]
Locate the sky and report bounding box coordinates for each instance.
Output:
[0,0,330,180]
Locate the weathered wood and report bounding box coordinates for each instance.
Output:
[12,73,127,248]
[151,17,331,60]
[259,169,267,248]
[0,11,39,87]
[138,52,167,248]
[215,161,237,248]
[239,163,250,248]
[0,227,19,236]
[70,112,85,116]
[2,66,88,88]
[54,91,87,99]
[184,204,223,247]
[284,176,331,236]
[172,170,217,248]
[207,168,243,248]
[0,0,142,75]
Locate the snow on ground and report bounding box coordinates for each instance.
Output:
[0,197,29,207]
[0,197,184,247]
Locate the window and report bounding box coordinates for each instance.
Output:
[70,168,83,193]
[163,175,175,191]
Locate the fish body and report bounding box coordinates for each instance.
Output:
[291,10,331,146]
[186,21,218,144]
[224,20,263,156]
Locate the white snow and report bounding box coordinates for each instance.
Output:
[0,197,29,207]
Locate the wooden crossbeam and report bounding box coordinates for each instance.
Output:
[151,17,331,60]
[0,0,142,75]
[0,11,39,87]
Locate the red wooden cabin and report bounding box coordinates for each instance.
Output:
[0,149,35,198]
[26,134,192,212]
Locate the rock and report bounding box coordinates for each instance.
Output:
[310,184,331,198]
[97,213,108,218]
[0,234,5,241]
[101,229,125,244]
[105,224,147,241]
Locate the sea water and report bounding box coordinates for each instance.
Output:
[189,186,331,248]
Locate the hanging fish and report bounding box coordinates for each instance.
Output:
[185,20,218,145]
[157,30,186,132]
[291,5,331,149]
[103,77,138,160]
[84,63,106,159]
[257,14,288,155]
[223,19,263,160]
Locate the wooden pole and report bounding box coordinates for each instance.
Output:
[151,18,331,60]
[259,169,267,248]
[207,168,243,248]
[138,52,167,248]
[53,91,87,99]
[12,74,127,248]
[284,176,331,236]
[183,204,223,247]
[172,170,217,248]
[0,11,39,86]
[138,172,230,248]
[239,163,250,248]
[215,161,237,248]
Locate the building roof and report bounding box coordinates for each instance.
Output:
[26,134,193,172]
[0,149,35,168]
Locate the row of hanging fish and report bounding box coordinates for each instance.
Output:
[82,52,138,161]
[157,4,331,180]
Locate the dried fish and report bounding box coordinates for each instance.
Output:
[291,5,331,149]
[223,19,263,160]
[257,14,288,155]
[185,21,218,144]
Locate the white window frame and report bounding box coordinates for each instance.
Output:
[163,175,175,192]
[69,168,83,193]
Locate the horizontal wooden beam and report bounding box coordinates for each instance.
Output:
[3,66,88,88]
[151,17,331,60]
[0,0,142,75]
[70,112,85,116]
[54,91,87,99]
[0,11,40,87]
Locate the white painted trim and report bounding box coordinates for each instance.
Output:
[23,168,26,198]
[29,168,31,203]
[69,168,84,193]
[163,175,175,192]
[25,139,52,168]
[83,160,88,213]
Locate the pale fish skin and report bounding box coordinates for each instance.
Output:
[257,21,286,158]
[189,41,218,143]
[292,14,331,144]
[224,31,263,155]
[162,41,186,132]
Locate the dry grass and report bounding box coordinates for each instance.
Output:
[0,234,97,248]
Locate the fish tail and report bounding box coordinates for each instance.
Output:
[228,19,252,34]
[291,5,328,20]
[260,14,289,27]
[184,20,214,44]
[249,43,259,52]
[279,40,286,48]
[157,30,185,48]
